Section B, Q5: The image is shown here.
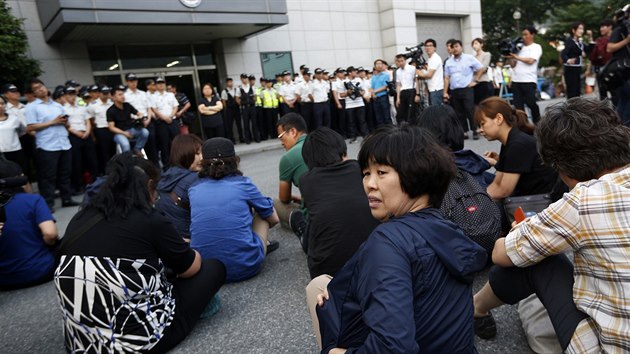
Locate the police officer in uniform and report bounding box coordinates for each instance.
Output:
[86,85,113,174]
[251,75,265,140]
[345,66,369,143]
[311,68,331,129]
[220,77,243,143]
[261,78,279,140]
[297,69,314,130]
[331,67,348,137]
[235,73,259,143]
[278,71,299,116]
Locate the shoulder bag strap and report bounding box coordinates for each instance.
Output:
[58,212,104,256]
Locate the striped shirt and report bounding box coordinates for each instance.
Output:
[505,164,630,353]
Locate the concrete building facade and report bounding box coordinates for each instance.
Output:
[8,0,482,104]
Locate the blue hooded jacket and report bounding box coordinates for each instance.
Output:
[318,208,487,354]
[155,166,199,238]
[454,149,494,188]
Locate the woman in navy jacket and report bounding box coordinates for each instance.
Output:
[306,125,487,353]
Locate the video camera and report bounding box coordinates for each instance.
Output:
[132,116,149,128]
[498,37,524,56]
[344,81,363,100]
[402,44,427,67]
[614,4,630,33]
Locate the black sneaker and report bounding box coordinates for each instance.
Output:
[474,312,497,340]
[289,209,306,238]
[266,240,280,254]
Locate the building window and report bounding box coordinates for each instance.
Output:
[260,52,293,79]
[194,44,215,66]
[118,45,193,70]
[87,46,118,71]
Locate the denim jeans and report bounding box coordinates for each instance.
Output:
[114,127,149,152]
[373,95,391,126]
[429,90,443,106]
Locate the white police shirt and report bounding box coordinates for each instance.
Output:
[124,89,151,118]
[87,98,113,128]
[311,79,330,103]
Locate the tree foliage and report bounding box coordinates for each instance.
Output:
[546,0,625,41]
[0,0,41,88]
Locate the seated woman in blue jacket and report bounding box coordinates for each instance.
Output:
[306,124,487,353]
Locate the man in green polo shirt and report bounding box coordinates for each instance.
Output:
[275,113,309,251]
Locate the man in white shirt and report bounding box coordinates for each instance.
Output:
[395,54,418,124]
[86,85,113,174]
[64,86,97,193]
[124,73,158,165]
[331,68,348,137]
[278,71,299,117]
[507,26,542,124]
[345,67,369,143]
[150,77,179,168]
[297,70,314,130]
[235,73,259,143]
[417,39,444,106]
[311,68,331,129]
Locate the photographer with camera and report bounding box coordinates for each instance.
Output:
[607,5,630,126]
[395,53,419,124]
[107,85,149,157]
[443,40,484,140]
[344,67,369,143]
[0,158,59,290]
[505,26,542,124]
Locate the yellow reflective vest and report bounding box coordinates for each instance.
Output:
[254,86,263,106]
[262,88,279,109]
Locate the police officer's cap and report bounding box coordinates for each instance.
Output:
[248,75,256,80]
[240,73,249,78]
[335,67,346,74]
[155,77,165,83]
[64,86,77,94]
[125,73,138,81]
[357,67,366,73]
[346,66,357,73]
[281,71,291,76]
[100,85,111,93]
[80,88,91,98]
[89,84,99,92]
[275,73,282,78]
[65,80,80,87]
[0,84,18,93]
[314,68,324,74]
[52,88,65,100]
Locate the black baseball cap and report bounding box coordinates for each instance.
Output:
[314,68,323,74]
[89,84,99,92]
[282,70,291,76]
[335,67,346,74]
[80,88,91,98]
[202,137,235,159]
[357,67,366,73]
[100,85,111,93]
[65,80,80,87]
[155,77,165,83]
[346,66,357,73]
[125,73,138,81]
[0,84,18,93]
[64,86,77,94]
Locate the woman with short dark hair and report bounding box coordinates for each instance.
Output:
[155,134,203,239]
[189,138,279,282]
[198,82,224,140]
[55,152,226,353]
[307,125,487,352]
[561,22,585,99]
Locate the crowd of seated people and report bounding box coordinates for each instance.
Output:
[2,94,629,354]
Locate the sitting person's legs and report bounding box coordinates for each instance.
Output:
[474,254,588,349]
[114,133,131,152]
[147,259,226,354]
[306,274,333,350]
[252,213,270,255]
[130,127,149,152]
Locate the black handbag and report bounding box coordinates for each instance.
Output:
[503,194,552,224]
[598,41,630,92]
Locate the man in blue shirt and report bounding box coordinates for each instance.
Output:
[443,40,484,140]
[370,59,392,127]
[25,78,78,211]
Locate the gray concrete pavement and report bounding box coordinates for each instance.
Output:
[0,98,566,353]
